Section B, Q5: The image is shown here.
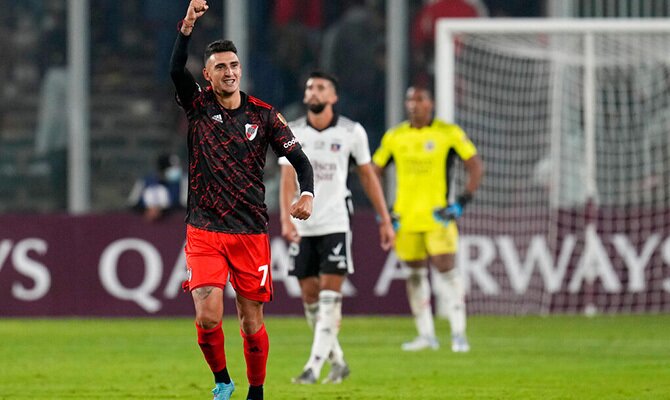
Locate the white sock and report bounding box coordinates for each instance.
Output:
[329,338,345,365]
[303,302,318,330]
[430,266,450,320]
[406,268,436,339]
[304,301,345,365]
[438,268,467,336]
[305,290,342,377]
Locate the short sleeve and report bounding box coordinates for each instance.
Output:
[351,122,372,165]
[450,125,478,160]
[372,129,394,168]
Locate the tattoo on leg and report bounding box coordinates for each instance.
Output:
[194,286,214,300]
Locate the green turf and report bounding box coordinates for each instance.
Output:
[1,315,669,399]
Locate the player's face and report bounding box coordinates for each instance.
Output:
[203,51,241,96]
[303,77,338,113]
[405,87,434,125]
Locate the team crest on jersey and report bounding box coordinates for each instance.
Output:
[331,142,342,152]
[245,124,259,140]
[425,140,435,151]
[277,112,288,126]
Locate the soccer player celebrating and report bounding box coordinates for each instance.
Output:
[170,1,314,399]
[279,71,395,384]
[373,86,483,352]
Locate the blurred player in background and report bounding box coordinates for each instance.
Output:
[279,71,395,384]
[170,1,314,399]
[373,86,483,352]
[127,153,186,221]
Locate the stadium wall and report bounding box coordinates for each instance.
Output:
[0,211,668,317]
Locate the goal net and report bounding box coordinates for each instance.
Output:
[435,19,670,314]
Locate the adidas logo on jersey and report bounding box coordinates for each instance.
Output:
[212,114,223,123]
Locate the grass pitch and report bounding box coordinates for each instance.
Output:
[1,315,669,399]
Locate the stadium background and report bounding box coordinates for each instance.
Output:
[1,0,670,318]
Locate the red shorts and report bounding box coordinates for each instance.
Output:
[184,225,273,302]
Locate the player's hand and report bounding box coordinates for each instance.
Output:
[281,219,300,243]
[378,220,395,251]
[290,194,313,220]
[185,0,208,24]
[433,203,463,225]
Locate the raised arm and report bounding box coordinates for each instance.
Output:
[169,0,209,106]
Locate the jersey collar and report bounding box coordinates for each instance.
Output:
[307,112,339,132]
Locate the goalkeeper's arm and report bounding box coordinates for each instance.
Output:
[434,155,484,223]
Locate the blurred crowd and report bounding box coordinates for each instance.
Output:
[0,0,542,213]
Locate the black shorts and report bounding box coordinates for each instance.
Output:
[288,232,353,279]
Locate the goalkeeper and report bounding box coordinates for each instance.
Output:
[372,85,483,352]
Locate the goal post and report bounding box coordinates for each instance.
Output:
[434,18,670,314]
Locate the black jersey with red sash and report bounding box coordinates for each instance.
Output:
[180,86,299,233]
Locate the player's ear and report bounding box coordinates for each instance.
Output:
[202,67,210,82]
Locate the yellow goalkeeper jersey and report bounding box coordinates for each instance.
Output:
[372,119,477,232]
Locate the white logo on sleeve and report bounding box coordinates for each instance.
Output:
[283,137,298,148]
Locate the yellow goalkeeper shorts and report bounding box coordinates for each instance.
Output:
[395,221,459,262]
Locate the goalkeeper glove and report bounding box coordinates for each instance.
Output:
[433,193,473,225]
[390,211,400,231]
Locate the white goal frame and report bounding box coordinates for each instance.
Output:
[436,18,670,206]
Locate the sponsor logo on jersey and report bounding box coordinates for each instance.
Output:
[283,137,299,148]
[245,123,259,141]
[212,114,223,123]
[327,242,346,268]
[315,140,325,150]
[331,242,343,255]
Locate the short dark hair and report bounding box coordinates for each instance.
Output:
[308,70,339,93]
[204,39,238,64]
[407,84,434,100]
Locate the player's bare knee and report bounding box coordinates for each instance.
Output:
[239,316,263,335]
[431,254,455,273]
[195,314,221,330]
[302,292,318,304]
[299,276,320,302]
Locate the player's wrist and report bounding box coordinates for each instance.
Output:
[178,19,195,34]
[456,193,473,207]
[376,215,392,225]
